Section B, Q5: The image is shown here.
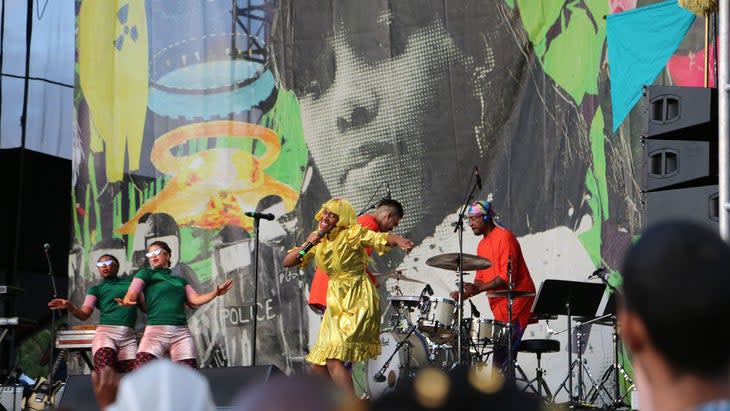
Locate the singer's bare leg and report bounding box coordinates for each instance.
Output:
[309,363,329,379]
[326,359,356,398]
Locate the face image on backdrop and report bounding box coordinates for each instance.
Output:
[277,1,523,244]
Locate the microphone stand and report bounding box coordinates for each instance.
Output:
[453,169,480,365]
[357,183,385,216]
[372,324,418,383]
[506,256,515,382]
[44,246,58,384]
[248,214,273,366]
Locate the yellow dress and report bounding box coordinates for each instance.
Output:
[303,224,389,365]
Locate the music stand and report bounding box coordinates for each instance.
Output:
[531,280,605,405]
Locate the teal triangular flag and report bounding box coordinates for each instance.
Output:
[607,0,695,133]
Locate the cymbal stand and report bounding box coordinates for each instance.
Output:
[586,315,634,408]
[554,316,606,405]
[452,167,480,365]
[505,256,515,381]
[587,272,634,409]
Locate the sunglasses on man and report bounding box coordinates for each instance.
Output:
[96,260,115,268]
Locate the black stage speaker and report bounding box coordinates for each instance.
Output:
[644,85,717,140]
[643,185,719,232]
[641,85,719,232]
[642,138,717,191]
[58,365,282,411]
[203,365,282,407]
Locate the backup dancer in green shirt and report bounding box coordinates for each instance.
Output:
[49,254,141,372]
[118,240,232,369]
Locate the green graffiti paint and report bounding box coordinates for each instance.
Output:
[517,0,608,105]
[578,110,609,267]
[260,89,308,187]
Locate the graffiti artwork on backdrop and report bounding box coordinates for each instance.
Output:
[275,0,602,289]
[73,0,640,378]
[73,0,309,373]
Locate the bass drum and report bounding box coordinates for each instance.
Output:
[366,331,453,399]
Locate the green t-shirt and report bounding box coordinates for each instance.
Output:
[87,277,137,327]
[134,268,188,326]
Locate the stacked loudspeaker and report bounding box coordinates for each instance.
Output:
[641,85,719,232]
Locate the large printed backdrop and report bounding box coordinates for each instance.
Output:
[72,0,658,395]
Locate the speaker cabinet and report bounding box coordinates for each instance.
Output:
[642,138,717,191]
[0,385,24,411]
[641,85,719,231]
[644,85,717,140]
[642,185,719,232]
[59,364,282,411]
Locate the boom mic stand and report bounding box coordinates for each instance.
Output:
[372,324,419,383]
[357,183,385,216]
[43,244,58,385]
[452,167,480,365]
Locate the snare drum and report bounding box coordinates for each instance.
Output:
[464,318,507,345]
[418,297,457,341]
[386,295,422,330]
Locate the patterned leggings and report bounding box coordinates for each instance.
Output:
[134,352,198,369]
[93,347,135,373]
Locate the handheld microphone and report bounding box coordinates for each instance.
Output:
[43,243,51,252]
[474,166,482,190]
[385,184,391,200]
[588,267,606,280]
[296,230,326,261]
[469,300,481,318]
[244,211,276,221]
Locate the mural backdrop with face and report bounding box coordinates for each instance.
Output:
[282,1,520,243]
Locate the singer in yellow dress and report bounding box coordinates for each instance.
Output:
[283,198,414,397]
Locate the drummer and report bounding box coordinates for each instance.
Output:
[308,199,405,314]
[449,200,536,371]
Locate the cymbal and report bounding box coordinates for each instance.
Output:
[425,253,492,271]
[372,270,424,284]
[486,290,536,298]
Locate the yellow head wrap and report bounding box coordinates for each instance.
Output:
[314,198,357,228]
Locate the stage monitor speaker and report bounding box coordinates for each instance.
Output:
[643,85,717,140]
[642,185,719,232]
[58,364,282,411]
[203,364,282,407]
[642,138,717,191]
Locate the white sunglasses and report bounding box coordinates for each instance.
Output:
[145,248,166,258]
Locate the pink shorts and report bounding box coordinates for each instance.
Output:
[91,325,138,361]
[137,325,197,362]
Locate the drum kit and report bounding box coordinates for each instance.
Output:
[366,252,535,398]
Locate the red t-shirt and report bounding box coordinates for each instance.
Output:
[474,225,536,329]
[308,214,380,310]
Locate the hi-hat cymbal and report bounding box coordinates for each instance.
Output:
[425,253,492,271]
[372,270,424,284]
[486,290,536,298]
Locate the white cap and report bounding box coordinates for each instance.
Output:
[107,360,215,411]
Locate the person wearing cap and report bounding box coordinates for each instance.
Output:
[118,240,233,369]
[49,254,141,373]
[449,200,536,372]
